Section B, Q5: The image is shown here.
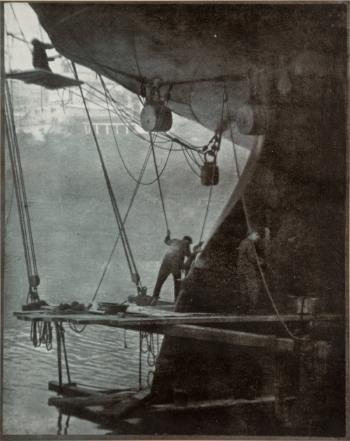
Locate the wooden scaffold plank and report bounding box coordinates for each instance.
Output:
[163,324,295,352]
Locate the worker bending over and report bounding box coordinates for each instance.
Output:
[151,230,192,305]
[183,241,203,276]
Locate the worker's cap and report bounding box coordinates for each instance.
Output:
[247,224,261,238]
[183,235,193,244]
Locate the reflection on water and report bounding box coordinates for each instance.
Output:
[57,413,70,436]
[3,318,160,435]
[3,99,249,435]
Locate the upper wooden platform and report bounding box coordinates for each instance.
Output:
[14,305,342,327]
[6,69,83,89]
[14,307,342,353]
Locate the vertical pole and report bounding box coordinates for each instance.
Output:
[138,331,142,391]
[61,324,71,384]
[55,322,63,388]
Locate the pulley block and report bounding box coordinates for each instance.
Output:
[201,151,219,186]
[140,101,172,132]
[29,274,40,288]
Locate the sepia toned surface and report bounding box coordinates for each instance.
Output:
[2,2,348,438]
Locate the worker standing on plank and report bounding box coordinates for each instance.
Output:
[31,39,58,71]
[237,227,270,312]
[151,230,192,305]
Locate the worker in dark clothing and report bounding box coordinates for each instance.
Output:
[237,227,270,312]
[151,230,192,305]
[183,241,203,276]
[31,39,58,71]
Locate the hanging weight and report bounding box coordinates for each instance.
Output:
[201,151,219,186]
[140,101,172,132]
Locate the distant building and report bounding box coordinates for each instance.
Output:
[10,65,143,140]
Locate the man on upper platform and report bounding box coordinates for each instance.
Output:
[151,230,193,305]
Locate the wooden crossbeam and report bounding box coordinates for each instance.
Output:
[49,388,150,420]
[48,381,134,397]
[14,311,342,330]
[48,390,135,408]
[6,69,84,89]
[151,395,295,413]
[163,324,295,352]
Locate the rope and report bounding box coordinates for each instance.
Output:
[140,331,159,387]
[5,83,40,302]
[67,62,201,153]
[138,331,142,390]
[72,62,142,289]
[182,146,201,177]
[68,321,87,333]
[196,88,226,243]
[5,173,14,225]
[229,127,304,341]
[30,320,53,350]
[99,74,174,185]
[5,84,38,274]
[199,185,214,243]
[229,124,251,227]
[9,4,31,51]
[149,133,169,231]
[90,145,152,304]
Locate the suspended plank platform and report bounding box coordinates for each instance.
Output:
[14,308,342,352]
[48,383,150,423]
[14,308,342,328]
[6,69,84,89]
[48,380,134,397]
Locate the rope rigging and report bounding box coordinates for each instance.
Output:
[229,126,304,341]
[9,4,31,51]
[149,133,170,232]
[195,89,227,243]
[65,59,204,157]
[5,81,41,303]
[90,145,153,305]
[139,331,161,389]
[72,62,143,292]
[182,146,201,177]
[198,186,214,244]
[99,74,175,185]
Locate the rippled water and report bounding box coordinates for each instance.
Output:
[3,108,249,435]
[3,311,161,435]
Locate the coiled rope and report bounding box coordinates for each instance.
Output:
[30,320,53,350]
[139,331,160,388]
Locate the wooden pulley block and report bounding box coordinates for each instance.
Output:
[236,104,268,135]
[140,101,172,132]
[201,152,219,186]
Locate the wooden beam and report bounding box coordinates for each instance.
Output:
[13,311,343,330]
[48,381,133,397]
[163,325,295,352]
[48,390,135,408]
[151,395,295,413]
